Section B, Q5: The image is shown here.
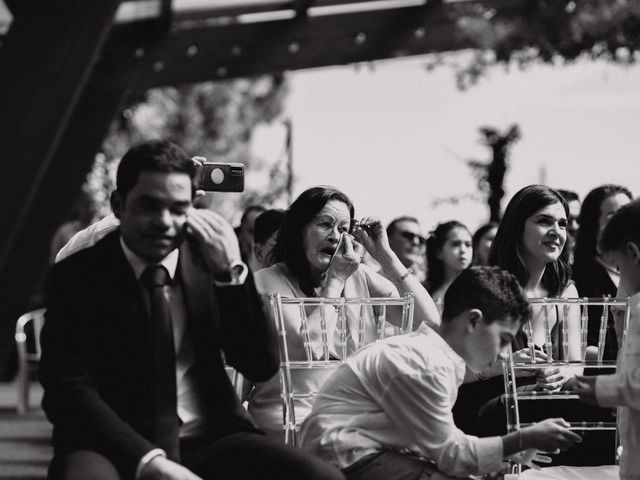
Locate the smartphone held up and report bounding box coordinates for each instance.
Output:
[199,162,245,192]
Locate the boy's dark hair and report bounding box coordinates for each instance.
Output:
[442,266,531,326]
[600,198,640,254]
[116,140,196,200]
[254,209,285,245]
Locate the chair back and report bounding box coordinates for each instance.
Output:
[14,308,46,413]
[503,297,630,473]
[270,293,415,446]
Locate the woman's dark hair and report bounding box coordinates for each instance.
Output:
[272,186,354,296]
[573,184,633,279]
[472,221,499,266]
[600,198,640,254]
[488,185,571,297]
[426,220,470,294]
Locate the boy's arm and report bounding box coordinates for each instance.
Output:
[382,366,504,477]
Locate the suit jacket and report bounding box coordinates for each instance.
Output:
[40,230,279,478]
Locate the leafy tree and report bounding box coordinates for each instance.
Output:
[85,74,290,222]
[467,124,521,222]
[449,0,640,88]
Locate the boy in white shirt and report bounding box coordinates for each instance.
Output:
[575,199,640,480]
[299,266,581,480]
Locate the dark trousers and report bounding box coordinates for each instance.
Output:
[48,431,345,480]
[343,451,461,480]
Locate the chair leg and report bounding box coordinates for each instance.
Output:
[16,361,27,414]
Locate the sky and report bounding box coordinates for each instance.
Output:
[251,52,640,234]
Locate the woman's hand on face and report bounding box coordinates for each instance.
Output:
[352,216,390,262]
[325,233,363,284]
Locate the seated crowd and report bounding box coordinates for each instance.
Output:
[41,139,638,480]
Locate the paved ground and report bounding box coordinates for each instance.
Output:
[0,382,51,479]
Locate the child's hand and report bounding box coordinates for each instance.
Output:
[573,375,599,406]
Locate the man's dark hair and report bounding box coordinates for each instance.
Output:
[272,186,354,296]
[442,266,531,326]
[241,205,267,227]
[556,189,580,203]
[600,198,640,254]
[254,209,285,245]
[489,185,571,297]
[573,184,633,279]
[115,140,196,200]
[386,216,420,237]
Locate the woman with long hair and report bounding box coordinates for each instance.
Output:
[425,221,473,306]
[572,184,632,360]
[454,185,581,436]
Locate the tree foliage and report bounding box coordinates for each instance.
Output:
[467,124,521,222]
[86,74,290,222]
[450,0,640,88]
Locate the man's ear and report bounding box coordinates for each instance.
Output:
[110,191,123,219]
[466,309,484,332]
[627,242,640,264]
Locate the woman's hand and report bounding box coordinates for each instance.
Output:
[535,366,566,391]
[511,348,548,378]
[324,233,363,287]
[352,216,392,265]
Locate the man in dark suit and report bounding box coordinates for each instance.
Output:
[40,140,344,480]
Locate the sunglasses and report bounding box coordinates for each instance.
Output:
[399,231,426,245]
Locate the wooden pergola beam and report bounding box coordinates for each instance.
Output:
[0,0,124,376]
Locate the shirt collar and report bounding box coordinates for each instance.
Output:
[119,236,179,281]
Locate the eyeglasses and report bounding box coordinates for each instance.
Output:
[399,231,426,245]
[313,216,353,235]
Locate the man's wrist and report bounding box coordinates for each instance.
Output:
[213,260,248,286]
[135,448,166,479]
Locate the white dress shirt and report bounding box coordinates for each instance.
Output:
[596,291,640,480]
[120,239,207,439]
[299,323,504,477]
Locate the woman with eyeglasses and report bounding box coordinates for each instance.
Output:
[247,186,440,439]
[425,221,473,308]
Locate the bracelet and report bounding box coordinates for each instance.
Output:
[473,370,488,381]
[392,269,412,286]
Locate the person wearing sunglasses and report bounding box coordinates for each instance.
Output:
[386,216,427,283]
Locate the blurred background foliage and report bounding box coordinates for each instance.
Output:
[426,0,640,89]
[85,74,290,224]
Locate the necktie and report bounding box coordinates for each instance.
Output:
[140,265,180,461]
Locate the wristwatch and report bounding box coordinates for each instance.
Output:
[213,260,248,285]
